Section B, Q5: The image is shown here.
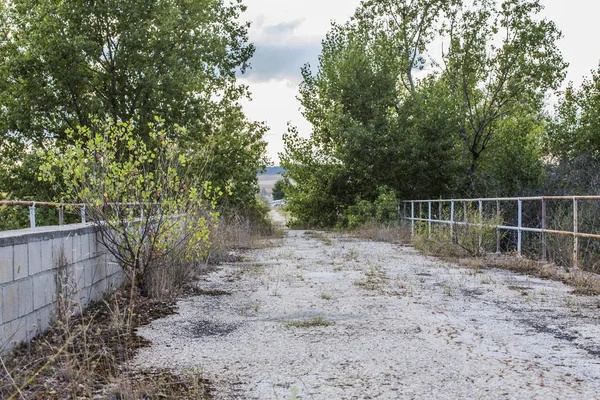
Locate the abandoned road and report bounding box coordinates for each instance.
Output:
[134,213,600,399]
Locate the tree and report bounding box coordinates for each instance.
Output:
[441,0,567,186]
[546,66,600,162]
[543,65,600,195]
[282,0,564,227]
[0,0,266,208]
[352,0,456,98]
[40,118,220,297]
[282,1,463,227]
[272,179,289,201]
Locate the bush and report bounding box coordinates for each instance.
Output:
[344,186,399,228]
[40,118,219,297]
[414,208,503,258]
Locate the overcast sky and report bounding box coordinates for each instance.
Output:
[237,0,600,164]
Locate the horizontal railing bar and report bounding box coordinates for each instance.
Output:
[406,219,600,240]
[0,200,84,207]
[0,201,158,208]
[403,196,600,203]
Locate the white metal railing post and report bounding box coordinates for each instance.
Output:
[29,202,36,228]
[573,198,578,268]
[450,201,455,241]
[395,195,600,267]
[428,201,432,238]
[411,201,415,238]
[81,204,86,224]
[496,200,501,253]
[58,204,64,225]
[478,200,483,252]
[517,199,522,257]
[541,198,547,262]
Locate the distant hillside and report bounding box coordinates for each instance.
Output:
[259,166,286,176]
[257,166,285,197]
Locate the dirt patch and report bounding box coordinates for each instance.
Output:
[188,288,233,297]
[507,285,533,291]
[184,320,239,338]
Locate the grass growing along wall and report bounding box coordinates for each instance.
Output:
[0,204,282,399]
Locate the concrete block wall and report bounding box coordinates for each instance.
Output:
[0,224,123,354]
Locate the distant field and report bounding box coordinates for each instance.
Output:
[258,173,282,196]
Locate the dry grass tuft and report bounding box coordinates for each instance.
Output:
[454,253,600,296]
[285,316,333,328]
[355,265,388,291]
[349,222,412,245]
[207,214,284,264]
[0,288,213,399]
[304,231,333,246]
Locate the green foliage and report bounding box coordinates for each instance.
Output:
[272,179,288,201]
[344,186,399,228]
[0,0,267,209]
[442,0,567,185]
[282,0,565,227]
[40,118,219,296]
[546,66,600,162]
[414,208,503,258]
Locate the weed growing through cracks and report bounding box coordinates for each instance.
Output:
[305,231,334,246]
[285,316,333,328]
[355,265,388,291]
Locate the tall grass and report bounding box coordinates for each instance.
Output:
[1,206,281,398]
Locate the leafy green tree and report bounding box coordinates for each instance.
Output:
[543,65,600,195]
[442,0,567,185]
[40,118,220,297]
[282,2,463,227]
[546,66,600,161]
[0,0,266,209]
[282,0,564,227]
[272,179,288,201]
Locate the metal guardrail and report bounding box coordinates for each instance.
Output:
[402,196,600,268]
[271,199,285,207]
[0,201,87,228]
[0,201,159,229]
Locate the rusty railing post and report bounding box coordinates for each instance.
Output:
[58,204,64,226]
[478,200,483,252]
[450,201,455,242]
[411,201,415,238]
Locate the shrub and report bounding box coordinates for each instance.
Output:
[344,186,399,228]
[414,208,503,258]
[40,118,220,297]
